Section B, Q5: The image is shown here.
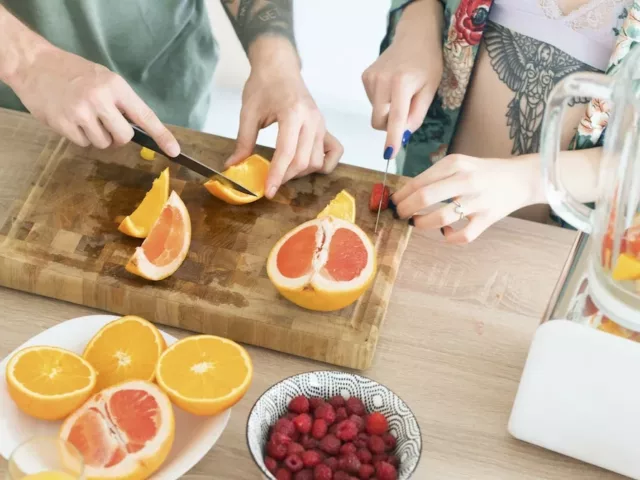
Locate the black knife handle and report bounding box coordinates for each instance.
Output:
[130,125,165,156]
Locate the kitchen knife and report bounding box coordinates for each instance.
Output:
[130,125,258,197]
[375,131,412,233]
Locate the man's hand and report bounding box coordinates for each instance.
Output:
[9,45,179,156]
[221,1,343,198]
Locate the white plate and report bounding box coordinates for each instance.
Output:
[0,315,231,480]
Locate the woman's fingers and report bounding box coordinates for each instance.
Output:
[370,79,391,131]
[411,196,479,229]
[385,77,414,156]
[443,214,493,244]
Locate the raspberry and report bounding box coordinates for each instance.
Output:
[368,435,385,454]
[356,448,372,465]
[340,442,357,456]
[267,438,288,460]
[358,464,375,479]
[382,432,397,452]
[375,461,398,480]
[372,454,389,468]
[309,397,326,410]
[387,454,399,468]
[335,407,348,423]
[265,456,278,474]
[286,412,299,421]
[354,433,369,449]
[288,442,305,456]
[329,424,339,435]
[285,454,304,473]
[349,415,366,433]
[301,434,318,450]
[294,470,314,480]
[302,449,322,468]
[289,396,310,414]
[319,434,341,455]
[272,432,293,446]
[276,468,292,480]
[314,404,336,425]
[276,418,297,438]
[328,395,346,409]
[294,413,313,434]
[323,456,338,471]
[334,472,351,480]
[314,464,333,480]
[365,412,388,436]
[335,420,358,442]
[338,452,361,474]
[346,397,366,416]
[312,419,328,439]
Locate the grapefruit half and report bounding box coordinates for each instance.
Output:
[267,216,376,311]
[125,191,191,281]
[60,380,174,480]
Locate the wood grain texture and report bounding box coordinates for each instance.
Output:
[0,109,624,479]
[0,111,411,370]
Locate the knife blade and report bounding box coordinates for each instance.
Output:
[130,125,258,197]
[374,158,390,234]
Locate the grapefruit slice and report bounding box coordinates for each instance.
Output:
[83,316,166,391]
[60,380,174,480]
[155,335,253,416]
[118,168,169,238]
[6,346,97,421]
[317,190,356,223]
[204,154,270,205]
[125,191,191,281]
[267,216,376,311]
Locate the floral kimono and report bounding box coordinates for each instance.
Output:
[383,0,640,178]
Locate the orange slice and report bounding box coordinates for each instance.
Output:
[267,216,376,311]
[83,316,166,391]
[612,253,640,281]
[125,190,191,281]
[204,154,270,205]
[155,335,253,416]
[60,380,174,480]
[140,147,156,161]
[6,346,97,420]
[118,168,170,238]
[317,190,356,223]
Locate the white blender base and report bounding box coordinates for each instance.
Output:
[509,320,640,479]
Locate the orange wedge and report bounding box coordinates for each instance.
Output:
[155,335,253,416]
[204,154,270,205]
[317,190,356,223]
[126,190,191,281]
[612,253,640,281]
[6,346,97,420]
[118,168,170,238]
[83,316,167,391]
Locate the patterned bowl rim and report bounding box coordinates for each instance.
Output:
[245,370,423,479]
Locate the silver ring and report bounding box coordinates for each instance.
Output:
[452,200,465,221]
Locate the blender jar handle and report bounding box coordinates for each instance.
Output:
[540,72,614,234]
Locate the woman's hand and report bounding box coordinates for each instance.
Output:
[393,154,544,243]
[361,0,445,158]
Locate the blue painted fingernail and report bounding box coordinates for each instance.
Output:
[388,197,399,219]
[383,146,394,160]
[409,217,415,227]
[402,130,412,147]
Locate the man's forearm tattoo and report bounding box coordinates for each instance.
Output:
[221,0,296,53]
[484,21,598,156]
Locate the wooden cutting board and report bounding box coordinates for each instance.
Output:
[0,121,411,369]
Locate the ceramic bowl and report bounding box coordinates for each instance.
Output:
[246,370,422,479]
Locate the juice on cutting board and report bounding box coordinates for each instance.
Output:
[21,472,77,480]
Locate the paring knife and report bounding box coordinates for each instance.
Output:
[375,130,411,233]
[130,125,258,197]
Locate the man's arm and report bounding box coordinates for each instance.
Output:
[220,0,296,55]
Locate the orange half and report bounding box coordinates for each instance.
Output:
[125,191,191,281]
[317,190,356,223]
[204,154,270,205]
[118,168,170,238]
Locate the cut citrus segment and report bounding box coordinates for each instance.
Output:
[118,168,169,238]
[317,190,356,223]
[139,147,156,161]
[6,346,97,420]
[612,253,640,281]
[83,316,166,391]
[125,190,191,281]
[204,154,270,205]
[60,380,174,480]
[267,216,376,311]
[155,335,253,416]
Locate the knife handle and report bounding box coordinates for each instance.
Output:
[130,125,166,156]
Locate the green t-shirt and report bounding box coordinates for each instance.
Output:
[0,0,218,129]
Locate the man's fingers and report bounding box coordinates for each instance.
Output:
[225,108,260,168]
[266,118,302,198]
[283,124,315,183]
[292,129,324,180]
[99,107,134,146]
[320,131,343,174]
[118,83,179,157]
[58,119,91,148]
[77,111,112,149]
